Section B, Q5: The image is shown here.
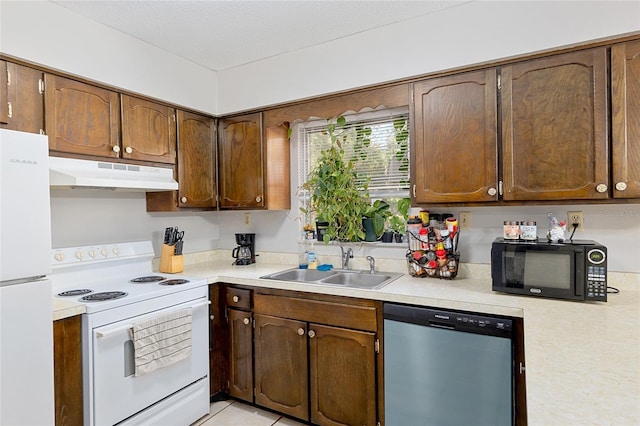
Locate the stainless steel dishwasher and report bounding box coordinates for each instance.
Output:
[384,303,514,426]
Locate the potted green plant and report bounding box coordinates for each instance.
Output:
[363,199,391,241]
[387,197,411,242]
[300,116,369,243]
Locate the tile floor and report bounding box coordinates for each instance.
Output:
[193,399,307,426]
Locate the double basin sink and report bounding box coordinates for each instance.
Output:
[260,267,403,290]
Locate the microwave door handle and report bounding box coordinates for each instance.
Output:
[575,249,585,297]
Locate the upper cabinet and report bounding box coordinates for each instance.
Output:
[411,47,614,204]
[612,40,640,199]
[411,69,498,203]
[146,110,217,211]
[176,110,217,208]
[1,61,45,134]
[218,112,265,209]
[121,95,176,164]
[45,74,121,158]
[501,48,608,201]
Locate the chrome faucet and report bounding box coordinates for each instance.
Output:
[366,256,375,274]
[340,246,353,269]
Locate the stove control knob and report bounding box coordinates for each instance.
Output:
[112,247,120,256]
[101,248,109,257]
[88,249,97,258]
[75,250,84,260]
[54,252,65,262]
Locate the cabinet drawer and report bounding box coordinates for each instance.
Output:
[226,287,252,310]
[254,294,377,332]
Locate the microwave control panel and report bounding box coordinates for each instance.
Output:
[586,248,607,301]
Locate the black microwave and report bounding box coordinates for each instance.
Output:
[491,238,607,302]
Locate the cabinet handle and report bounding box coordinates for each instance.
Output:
[412,184,416,198]
[615,182,627,191]
[297,328,305,336]
[125,146,133,154]
[112,146,121,153]
[487,187,497,196]
[181,196,188,203]
[596,183,608,193]
[232,295,239,303]
[243,318,250,325]
[308,330,316,338]
[7,102,12,118]
[256,195,262,203]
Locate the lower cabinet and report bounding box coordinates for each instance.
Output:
[253,292,380,426]
[53,315,83,426]
[228,308,253,402]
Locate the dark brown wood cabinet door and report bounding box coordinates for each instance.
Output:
[0,62,45,133]
[411,70,498,203]
[45,74,121,157]
[501,48,608,201]
[0,60,7,125]
[218,112,264,208]
[228,308,254,402]
[254,314,308,421]
[3,63,45,134]
[209,285,228,398]
[121,95,176,164]
[177,110,217,208]
[309,324,377,426]
[54,316,83,426]
[612,40,640,199]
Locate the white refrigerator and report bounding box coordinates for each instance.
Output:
[0,129,54,425]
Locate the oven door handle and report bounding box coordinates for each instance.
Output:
[95,299,211,339]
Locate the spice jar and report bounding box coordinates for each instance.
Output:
[503,221,520,240]
[407,216,423,250]
[520,221,537,241]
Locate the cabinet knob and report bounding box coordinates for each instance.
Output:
[615,182,627,191]
[596,183,608,193]
[243,318,250,325]
[125,146,133,154]
[308,330,316,338]
[487,187,497,196]
[232,295,239,303]
[255,195,262,203]
[112,145,121,153]
[297,328,305,336]
[210,315,214,321]
[181,196,188,203]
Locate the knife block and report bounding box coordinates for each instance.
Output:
[160,244,184,274]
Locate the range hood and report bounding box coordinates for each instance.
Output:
[49,157,178,192]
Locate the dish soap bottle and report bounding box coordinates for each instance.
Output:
[307,242,318,269]
[298,238,309,269]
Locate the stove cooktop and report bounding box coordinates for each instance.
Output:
[51,241,208,313]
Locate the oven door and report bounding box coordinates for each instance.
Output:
[90,297,209,426]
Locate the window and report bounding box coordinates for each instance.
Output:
[298,108,410,214]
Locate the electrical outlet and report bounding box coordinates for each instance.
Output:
[459,211,471,229]
[567,211,584,232]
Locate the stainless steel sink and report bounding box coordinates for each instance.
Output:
[260,268,402,290]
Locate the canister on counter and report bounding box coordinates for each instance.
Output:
[503,221,520,239]
[520,221,537,240]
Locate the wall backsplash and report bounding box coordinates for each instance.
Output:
[50,190,639,273]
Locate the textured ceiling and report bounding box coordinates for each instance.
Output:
[50,0,468,71]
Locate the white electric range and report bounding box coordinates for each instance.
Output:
[51,240,210,426]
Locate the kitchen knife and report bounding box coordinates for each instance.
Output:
[170,227,178,245]
[174,240,183,255]
[164,227,173,244]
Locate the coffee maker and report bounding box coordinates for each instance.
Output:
[232,233,256,265]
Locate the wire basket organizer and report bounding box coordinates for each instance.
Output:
[405,227,460,279]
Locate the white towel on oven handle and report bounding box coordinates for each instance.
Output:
[130,307,192,376]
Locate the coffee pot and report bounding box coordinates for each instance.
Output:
[232,233,256,265]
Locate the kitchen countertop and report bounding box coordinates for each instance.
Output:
[53,254,640,425]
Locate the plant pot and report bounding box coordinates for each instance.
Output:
[381,231,394,243]
[362,218,377,242]
[316,221,330,242]
[394,232,404,243]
